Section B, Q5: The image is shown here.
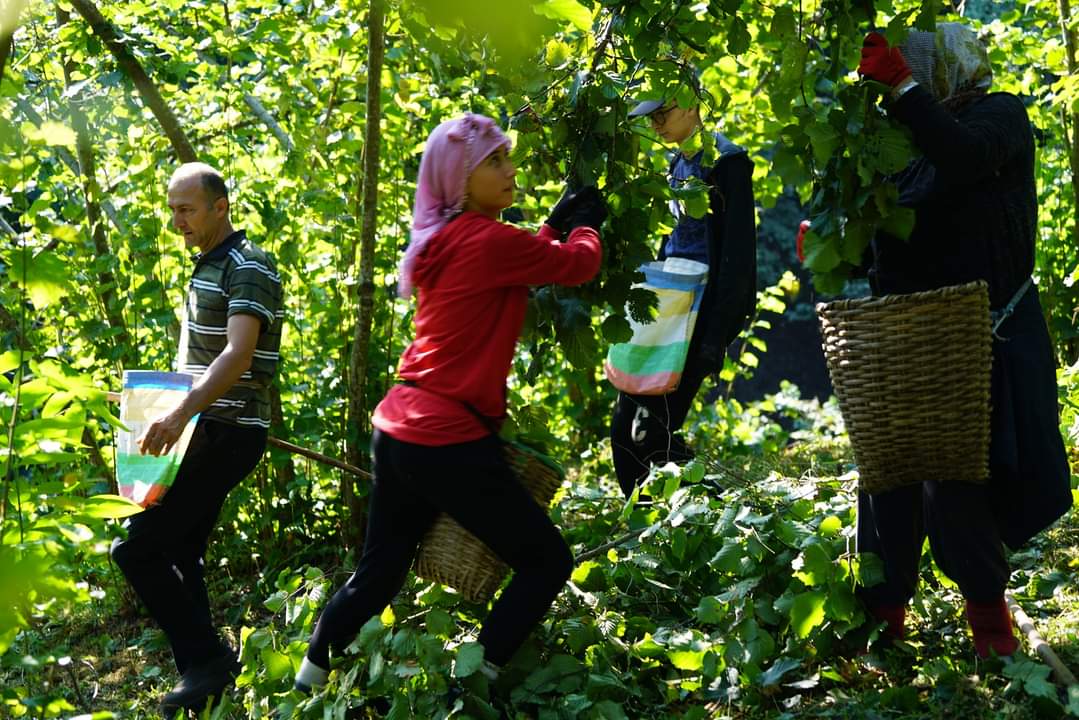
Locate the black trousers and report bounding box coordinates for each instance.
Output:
[111,418,266,673]
[610,362,709,497]
[857,287,1072,608]
[857,481,1010,607]
[306,429,573,669]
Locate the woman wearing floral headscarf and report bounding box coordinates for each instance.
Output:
[294,113,605,692]
[855,23,1071,657]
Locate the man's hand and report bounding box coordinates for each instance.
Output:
[137,314,262,456]
[138,406,194,457]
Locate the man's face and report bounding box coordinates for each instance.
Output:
[167,176,227,251]
[650,103,700,145]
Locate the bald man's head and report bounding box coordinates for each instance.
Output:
[167,163,234,252]
[169,163,229,209]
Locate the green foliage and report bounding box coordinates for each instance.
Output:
[1,0,1078,716]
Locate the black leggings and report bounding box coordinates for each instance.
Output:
[306,430,573,668]
[610,363,709,497]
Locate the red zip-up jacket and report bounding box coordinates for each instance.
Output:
[373,211,602,446]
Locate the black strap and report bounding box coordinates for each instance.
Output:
[400,380,502,435]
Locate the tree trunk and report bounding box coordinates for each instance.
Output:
[1060,0,1079,249]
[67,0,198,163]
[343,0,385,549]
[14,97,130,235]
[0,0,27,85]
[0,29,12,85]
[58,8,132,370]
[269,383,296,508]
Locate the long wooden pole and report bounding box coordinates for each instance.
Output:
[105,392,371,479]
[1006,592,1079,686]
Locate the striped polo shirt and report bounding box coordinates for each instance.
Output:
[177,230,283,429]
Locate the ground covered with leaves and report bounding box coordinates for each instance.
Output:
[3,385,1079,719]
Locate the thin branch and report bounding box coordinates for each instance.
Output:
[242,92,294,152]
[575,528,647,563]
[1059,0,1079,247]
[267,437,370,479]
[103,392,371,479]
[67,0,198,162]
[589,14,616,75]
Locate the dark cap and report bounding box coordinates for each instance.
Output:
[628,99,667,118]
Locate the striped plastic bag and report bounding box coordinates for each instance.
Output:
[116,371,199,508]
[605,257,709,395]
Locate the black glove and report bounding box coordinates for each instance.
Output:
[545,186,601,233]
[567,191,608,231]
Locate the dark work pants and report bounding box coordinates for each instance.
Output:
[111,418,266,674]
[856,288,1072,608]
[610,363,709,497]
[857,480,1009,607]
[306,429,574,669]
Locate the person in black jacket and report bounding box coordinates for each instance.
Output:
[855,23,1071,657]
[610,88,757,496]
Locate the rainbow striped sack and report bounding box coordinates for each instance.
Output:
[116,371,200,508]
[605,258,709,395]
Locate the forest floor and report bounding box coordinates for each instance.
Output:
[3,427,1079,719]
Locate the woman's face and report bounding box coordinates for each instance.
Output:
[464,147,516,218]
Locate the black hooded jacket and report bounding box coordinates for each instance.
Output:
[658,132,758,374]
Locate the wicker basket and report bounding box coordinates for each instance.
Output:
[816,281,992,495]
[414,442,564,603]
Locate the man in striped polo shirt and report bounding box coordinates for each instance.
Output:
[110,162,283,714]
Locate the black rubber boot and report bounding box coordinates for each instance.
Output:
[160,654,239,716]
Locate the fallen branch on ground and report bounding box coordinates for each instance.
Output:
[1006,591,1078,686]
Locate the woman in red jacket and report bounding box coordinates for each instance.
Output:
[294,113,605,692]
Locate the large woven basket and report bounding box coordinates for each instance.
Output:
[414,442,564,604]
[816,281,992,495]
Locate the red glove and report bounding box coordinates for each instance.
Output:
[858,32,912,87]
[796,219,810,263]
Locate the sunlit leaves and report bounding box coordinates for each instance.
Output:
[533,0,593,32]
[771,41,809,122]
[21,120,77,147]
[59,494,143,519]
[789,590,827,638]
[7,247,73,308]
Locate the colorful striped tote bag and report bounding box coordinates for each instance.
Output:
[116,371,200,508]
[605,257,709,395]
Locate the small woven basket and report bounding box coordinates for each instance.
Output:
[414,442,564,604]
[816,281,992,495]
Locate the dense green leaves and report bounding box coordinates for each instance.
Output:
[1,0,1077,716]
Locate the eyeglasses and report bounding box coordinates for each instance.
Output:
[648,105,675,127]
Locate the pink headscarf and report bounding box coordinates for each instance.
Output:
[398,113,512,298]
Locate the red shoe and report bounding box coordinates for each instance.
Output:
[868,604,906,642]
[966,598,1019,658]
